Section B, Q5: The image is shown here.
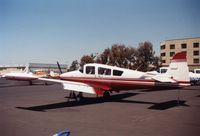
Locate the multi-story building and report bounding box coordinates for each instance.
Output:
[160,37,200,70]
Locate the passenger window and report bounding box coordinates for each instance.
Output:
[113,70,123,76]
[86,66,95,74]
[160,69,167,73]
[98,67,111,75]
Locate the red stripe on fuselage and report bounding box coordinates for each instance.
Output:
[60,77,188,90]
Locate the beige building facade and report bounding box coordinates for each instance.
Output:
[160,37,200,70]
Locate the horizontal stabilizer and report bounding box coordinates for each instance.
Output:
[151,75,176,83]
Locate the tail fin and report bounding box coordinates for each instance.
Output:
[23,65,29,73]
[166,52,190,83]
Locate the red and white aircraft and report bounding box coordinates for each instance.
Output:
[2,52,190,100]
[1,66,38,85]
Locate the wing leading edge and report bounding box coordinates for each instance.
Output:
[39,78,101,95]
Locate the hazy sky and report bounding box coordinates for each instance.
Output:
[0,0,200,65]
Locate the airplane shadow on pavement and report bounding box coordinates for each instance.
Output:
[16,93,138,112]
[148,100,189,110]
[16,92,189,112]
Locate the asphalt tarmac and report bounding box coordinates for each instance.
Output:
[0,78,200,136]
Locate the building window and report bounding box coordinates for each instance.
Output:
[161,45,165,50]
[193,59,199,64]
[193,43,199,48]
[170,52,175,57]
[170,44,175,49]
[162,60,166,63]
[193,51,199,56]
[161,52,166,56]
[181,43,187,49]
[181,51,187,55]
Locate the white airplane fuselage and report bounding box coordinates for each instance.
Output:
[3,72,38,81]
[58,63,189,95]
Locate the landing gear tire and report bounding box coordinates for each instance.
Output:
[103,91,110,99]
[29,81,33,85]
[76,92,83,102]
[68,91,83,102]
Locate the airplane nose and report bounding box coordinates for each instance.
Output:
[59,73,66,78]
[60,73,71,79]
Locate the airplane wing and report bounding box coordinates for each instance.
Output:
[39,78,104,95]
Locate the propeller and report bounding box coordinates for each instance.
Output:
[57,61,63,74]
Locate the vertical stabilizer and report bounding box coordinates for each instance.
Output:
[23,65,29,73]
[166,52,190,83]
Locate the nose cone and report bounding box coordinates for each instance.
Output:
[59,73,66,78]
[60,72,71,78]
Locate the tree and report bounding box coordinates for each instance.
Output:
[136,41,155,71]
[80,54,95,67]
[68,60,79,71]
[77,41,160,71]
[99,48,111,64]
[152,56,162,70]
[99,44,137,68]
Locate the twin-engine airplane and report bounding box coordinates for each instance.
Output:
[2,52,190,101]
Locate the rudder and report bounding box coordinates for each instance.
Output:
[166,52,190,83]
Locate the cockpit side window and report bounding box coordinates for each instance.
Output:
[86,66,95,74]
[113,69,123,76]
[98,67,111,75]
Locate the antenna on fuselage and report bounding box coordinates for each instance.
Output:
[135,63,143,71]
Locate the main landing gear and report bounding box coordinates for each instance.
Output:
[67,91,83,102]
[103,91,111,100]
[103,91,110,97]
[67,91,111,102]
[29,81,33,85]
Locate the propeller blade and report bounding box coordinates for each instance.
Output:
[57,61,63,74]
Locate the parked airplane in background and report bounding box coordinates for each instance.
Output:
[1,66,38,85]
[1,66,52,85]
[148,65,200,85]
[1,52,190,101]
